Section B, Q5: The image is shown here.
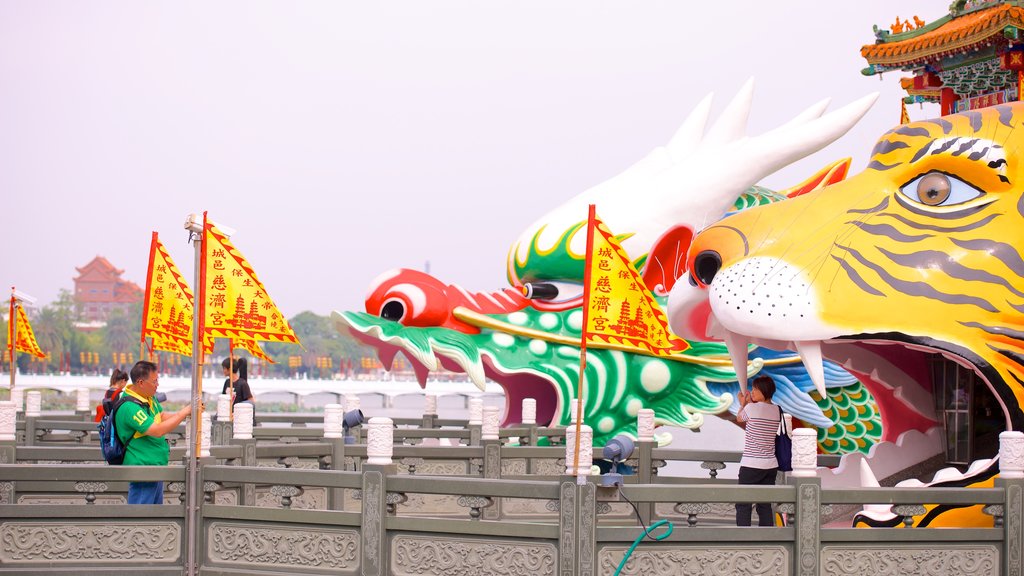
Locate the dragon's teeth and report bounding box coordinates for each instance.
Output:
[723,330,750,390]
[794,340,827,398]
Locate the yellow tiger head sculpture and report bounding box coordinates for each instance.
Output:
[668,103,1024,525]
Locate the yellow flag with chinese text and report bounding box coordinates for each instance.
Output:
[141,232,196,356]
[7,299,46,359]
[231,338,276,364]
[201,213,299,345]
[581,207,689,357]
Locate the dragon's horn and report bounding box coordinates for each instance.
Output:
[703,77,755,146]
[666,92,714,162]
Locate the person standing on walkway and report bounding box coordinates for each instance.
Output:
[117,360,195,504]
[735,375,781,526]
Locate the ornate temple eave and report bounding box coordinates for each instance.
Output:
[862,3,1024,69]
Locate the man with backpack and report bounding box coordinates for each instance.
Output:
[116,361,196,504]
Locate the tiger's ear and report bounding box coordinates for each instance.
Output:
[641,225,694,295]
[781,158,851,199]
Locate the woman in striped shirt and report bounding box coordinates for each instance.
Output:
[735,375,781,526]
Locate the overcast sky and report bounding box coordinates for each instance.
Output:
[1,1,944,317]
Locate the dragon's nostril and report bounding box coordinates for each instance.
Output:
[380,300,405,322]
[693,251,722,285]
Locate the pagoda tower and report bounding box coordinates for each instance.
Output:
[861,0,1024,115]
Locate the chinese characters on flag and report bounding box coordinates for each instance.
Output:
[582,207,689,357]
[141,232,197,356]
[7,297,46,359]
[201,213,299,345]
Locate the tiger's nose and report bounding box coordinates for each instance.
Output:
[692,250,722,286]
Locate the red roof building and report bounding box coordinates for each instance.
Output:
[73,256,144,323]
[861,0,1024,115]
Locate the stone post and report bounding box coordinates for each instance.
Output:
[362,417,397,575]
[790,428,819,478]
[324,404,344,438]
[998,431,1024,576]
[211,394,232,446]
[521,398,538,448]
[0,400,15,463]
[790,428,820,576]
[480,405,503,519]
[10,387,22,413]
[422,394,437,429]
[367,417,394,466]
[231,403,256,506]
[635,408,656,524]
[199,411,212,458]
[468,398,483,446]
[24,390,40,446]
[345,395,362,443]
[564,424,593,477]
[75,387,91,419]
[482,406,500,441]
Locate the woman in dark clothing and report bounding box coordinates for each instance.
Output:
[95,368,129,422]
[221,357,254,407]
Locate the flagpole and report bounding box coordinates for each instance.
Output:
[228,340,235,420]
[184,213,205,576]
[573,205,598,482]
[8,289,17,393]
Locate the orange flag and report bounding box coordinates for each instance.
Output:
[231,338,276,364]
[7,298,46,359]
[200,212,299,345]
[141,232,196,356]
[581,206,690,357]
[900,100,910,125]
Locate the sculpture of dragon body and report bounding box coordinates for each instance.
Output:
[669,103,1024,526]
[335,81,879,446]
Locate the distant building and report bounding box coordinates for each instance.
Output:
[73,256,143,324]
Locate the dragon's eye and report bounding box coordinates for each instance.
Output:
[899,171,983,207]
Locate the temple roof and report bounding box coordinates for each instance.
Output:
[862,3,1024,67]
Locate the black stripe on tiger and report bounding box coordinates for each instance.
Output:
[949,238,1024,280]
[835,244,999,312]
[870,139,910,157]
[877,247,1024,299]
[845,221,933,242]
[877,211,1001,233]
[829,254,886,296]
[919,118,953,134]
[967,323,1024,348]
[848,197,889,214]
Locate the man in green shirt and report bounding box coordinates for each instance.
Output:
[117,361,194,504]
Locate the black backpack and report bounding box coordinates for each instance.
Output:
[97,395,146,465]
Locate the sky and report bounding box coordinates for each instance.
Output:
[0,1,944,317]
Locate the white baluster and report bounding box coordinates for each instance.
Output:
[366,417,394,465]
[564,424,593,476]
[999,430,1024,479]
[75,387,91,412]
[482,406,500,440]
[10,388,22,412]
[637,408,655,442]
[521,398,537,425]
[0,401,15,441]
[233,403,254,440]
[323,403,344,439]
[424,394,437,415]
[216,394,231,421]
[345,394,361,413]
[25,390,41,417]
[200,411,212,457]
[790,428,819,477]
[468,398,483,425]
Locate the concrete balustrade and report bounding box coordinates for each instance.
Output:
[424,394,437,415]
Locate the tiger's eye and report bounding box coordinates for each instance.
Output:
[916,173,951,205]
